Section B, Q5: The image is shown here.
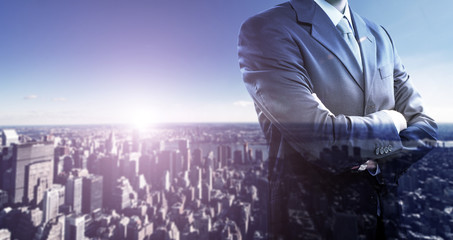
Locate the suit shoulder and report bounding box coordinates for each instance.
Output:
[362,17,391,38]
[361,17,396,48]
[240,2,297,34]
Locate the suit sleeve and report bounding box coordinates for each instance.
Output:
[378,28,438,183]
[385,28,438,144]
[238,16,403,174]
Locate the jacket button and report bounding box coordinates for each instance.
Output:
[384,146,389,153]
[375,147,380,155]
[380,147,385,155]
[388,145,392,152]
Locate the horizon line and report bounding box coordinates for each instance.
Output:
[2,121,453,129]
[0,121,262,128]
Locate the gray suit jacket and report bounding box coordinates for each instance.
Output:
[238,0,437,238]
[238,0,436,174]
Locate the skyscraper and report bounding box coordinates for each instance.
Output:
[178,139,190,172]
[99,154,119,209]
[43,186,60,223]
[112,176,136,211]
[217,145,231,168]
[158,150,181,185]
[65,213,85,240]
[105,130,117,155]
[233,150,242,165]
[82,174,103,214]
[126,216,146,240]
[65,176,82,214]
[9,141,54,205]
[0,190,8,209]
[1,129,19,146]
[192,148,203,168]
[255,149,263,162]
[243,143,250,163]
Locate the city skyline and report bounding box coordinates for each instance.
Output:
[1,0,453,125]
[1,123,452,239]
[0,123,272,239]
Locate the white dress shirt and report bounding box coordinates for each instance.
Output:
[314,0,354,28]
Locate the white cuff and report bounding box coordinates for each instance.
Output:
[367,163,381,176]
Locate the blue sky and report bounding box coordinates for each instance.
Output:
[1,0,452,125]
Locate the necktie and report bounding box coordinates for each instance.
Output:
[337,17,362,71]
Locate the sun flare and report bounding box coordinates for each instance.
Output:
[129,108,157,131]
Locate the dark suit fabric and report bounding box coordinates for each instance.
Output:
[238,0,437,239]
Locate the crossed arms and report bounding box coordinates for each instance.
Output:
[238,16,437,174]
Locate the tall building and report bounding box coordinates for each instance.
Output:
[119,152,140,181]
[207,167,213,190]
[105,130,117,155]
[159,139,190,172]
[43,186,60,223]
[192,148,203,168]
[163,171,171,192]
[65,176,82,214]
[65,214,85,240]
[139,153,155,184]
[63,155,74,173]
[1,129,19,146]
[177,139,190,172]
[217,145,231,168]
[158,150,180,185]
[53,146,69,180]
[243,143,250,163]
[233,150,242,165]
[231,201,251,238]
[126,216,145,240]
[82,174,103,214]
[42,215,65,240]
[0,148,9,191]
[112,177,136,211]
[255,149,263,162]
[117,217,130,239]
[99,155,119,209]
[189,167,202,188]
[190,167,202,200]
[0,190,8,209]
[9,141,54,205]
[202,183,211,204]
[52,184,66,207]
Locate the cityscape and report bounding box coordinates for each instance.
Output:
[0,123,452,239]
[2,1,453,240]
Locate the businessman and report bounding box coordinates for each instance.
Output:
[238,0,437,239]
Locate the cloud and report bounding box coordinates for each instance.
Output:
[234,100,254,107]
[52,97,67,102]
[23,95,38,100]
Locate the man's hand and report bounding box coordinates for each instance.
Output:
[352,159,377,171]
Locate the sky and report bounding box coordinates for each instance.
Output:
[0,0,452,126]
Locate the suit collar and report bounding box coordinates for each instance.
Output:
[290,0,317,24]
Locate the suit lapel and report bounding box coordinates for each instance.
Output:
[290,0,365,91]
[351,10,377,103]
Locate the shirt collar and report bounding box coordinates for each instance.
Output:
[314,0,354,30]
